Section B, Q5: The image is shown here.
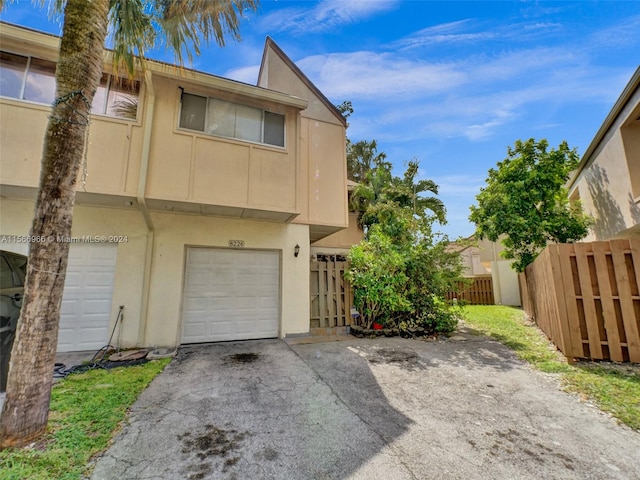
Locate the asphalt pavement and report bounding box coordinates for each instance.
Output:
[88,330,640,480]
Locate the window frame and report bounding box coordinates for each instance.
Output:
[178,91,286,149]
[0,50,140,121]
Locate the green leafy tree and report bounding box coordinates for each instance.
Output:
[469,138,592,272]
[335,100,353,127]
[352,160,446,232]
[346,139,390,184]
[0,0,258,448]
[346,214,464,334]
[350,161,392,226]
[402,234,464,333]
[386,160,446,224]
[345,226,412,329]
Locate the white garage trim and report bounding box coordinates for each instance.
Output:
[58,244,118,352]
[181,247,281,343]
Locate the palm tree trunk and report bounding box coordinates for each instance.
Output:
[0,0,109,448]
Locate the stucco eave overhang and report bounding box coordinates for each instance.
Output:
[148,63,308,110]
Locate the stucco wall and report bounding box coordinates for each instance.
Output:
[258,43,348,232]
[145,76,300,215]
[569,82,640,241]
[571,130,640,240]
[0,199,148,347]
[1,199,311,349]
[311,213,362,249]
[491,260,521,306]
[143,213,310,347]
[0,99,144,195]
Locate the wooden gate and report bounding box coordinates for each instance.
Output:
[446,276,494,305]
[310,258,353,332]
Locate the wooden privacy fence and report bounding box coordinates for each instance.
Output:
[520,239,640,363]
[446,276,494,305]
[310,259,353,329]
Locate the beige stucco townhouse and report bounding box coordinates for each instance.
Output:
[567,66,640,241]
[0,23,349,352]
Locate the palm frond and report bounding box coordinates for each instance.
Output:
[153,0,258,65]
[109,0,154,77]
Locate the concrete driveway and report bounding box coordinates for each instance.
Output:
[90,331,640,480]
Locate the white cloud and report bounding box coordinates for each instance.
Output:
[589,15,640,48]
[390,18,564,50]
[225,9,636,150]
[296,51,466,98]
[257,0,398,34]
[390,20,496,49]
[431,175,486,199]
[225,65,260,84]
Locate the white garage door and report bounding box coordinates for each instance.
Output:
[57,244,117,352]
[181,248,280,343]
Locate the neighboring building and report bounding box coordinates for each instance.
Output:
[447,238,490,278]
[0,24,348,351]
[447,236,520,307]
[476,238,521,307]
[567,66,640,241]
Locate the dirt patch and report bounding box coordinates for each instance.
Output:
[174,349,195,364]
[178,424,248,477]
[480,428,576,471]
[364,347,425,372]
[225,353,260,364]
[260,447,279,461]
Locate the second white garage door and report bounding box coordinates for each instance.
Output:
[58,244,117,352]
[181,248,280,343]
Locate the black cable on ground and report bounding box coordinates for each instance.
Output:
[53,358,149,379]
[52,305,148,380]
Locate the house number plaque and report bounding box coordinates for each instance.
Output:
[228,240,245,247]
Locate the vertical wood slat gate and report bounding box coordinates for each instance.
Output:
[521,239,640,363]
[446,276,495,305]
[310,259,353,329]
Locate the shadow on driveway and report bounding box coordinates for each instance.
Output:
[90,333,640,480]
[90,339,412,480]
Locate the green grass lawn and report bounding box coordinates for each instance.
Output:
[0,359,170,480]
[463,305,640,431]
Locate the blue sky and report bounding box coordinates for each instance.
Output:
[2,0,639,239]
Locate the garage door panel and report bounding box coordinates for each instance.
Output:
[183,323,206,338]
[181,248,280,344]
[82,299,112,314]
[60,298,79,315]
[57,244,117,352]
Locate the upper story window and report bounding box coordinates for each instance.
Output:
[92,73,139,119]
[179,92,285,148]
[0,51,56,103]
[0,51,139,120]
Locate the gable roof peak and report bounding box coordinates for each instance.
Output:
[259,37,346,127]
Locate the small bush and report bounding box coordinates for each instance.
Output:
[346,227,411,329]
[347,222,465,335]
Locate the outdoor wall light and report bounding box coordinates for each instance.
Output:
[294,244,300,257]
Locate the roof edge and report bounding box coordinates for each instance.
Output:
[0,21,308,110]
[568,66,640,190]
[259,36,347,127]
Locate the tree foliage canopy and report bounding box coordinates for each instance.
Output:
[469,138,592,272]
[350,159,446,231]
[339,125,461,333]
